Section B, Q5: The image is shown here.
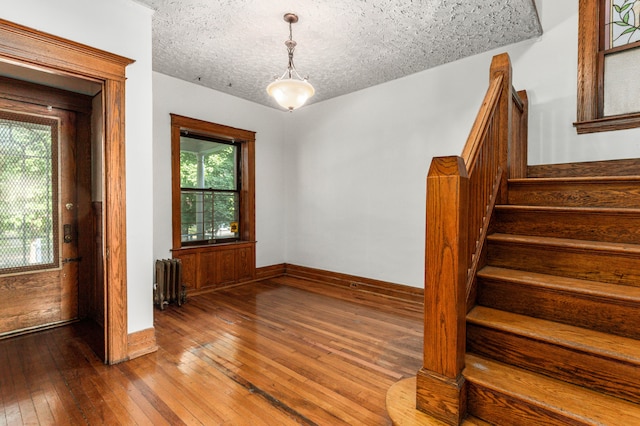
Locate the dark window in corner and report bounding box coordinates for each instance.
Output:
[170,114,255,250]
[576,0,640,133]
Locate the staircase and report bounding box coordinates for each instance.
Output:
[398,53,640,426]
[463,172,640,424]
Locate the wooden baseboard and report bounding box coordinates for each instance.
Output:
[183,264,287,297]
[284,264,423,304]
[186,280,257,297]
[181,262,422,305]
[256,263,286,280]
[127,327,158,360]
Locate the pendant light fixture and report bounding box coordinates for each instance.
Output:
[267,13,315,111]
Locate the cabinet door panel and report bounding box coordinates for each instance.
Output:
[200,251,218,288]
[237,246,255,281]
[176,253,199,290]
[215,249,236,286]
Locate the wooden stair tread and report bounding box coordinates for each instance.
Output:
[464,354,640,424]
[487,233,640,255]
[467,306,640,364]
[478,266,640,303]
[509,175,640,184]
[495,204,640,215]
[526,159,640,178]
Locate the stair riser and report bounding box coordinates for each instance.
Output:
[477,278,640,339]
[487,242,640,286]
[493,209,640,244]
[507,181,640,208]
[467,383,584,426]
[467,324,640,404]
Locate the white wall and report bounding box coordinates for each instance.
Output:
[284,54,486,288]
[283,61,481,287]
[3,0,155,333]
[283,0,640,288]
[152,73,287,268]
[5,0,639,334]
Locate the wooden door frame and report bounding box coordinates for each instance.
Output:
[0,19,133,363]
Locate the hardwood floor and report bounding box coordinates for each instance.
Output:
[0,276,423,425]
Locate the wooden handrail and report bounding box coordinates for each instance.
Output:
[415,53,528,425]
[460,74,504,171]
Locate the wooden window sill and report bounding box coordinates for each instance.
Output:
[172,240,256,254]
[574,112,640,134]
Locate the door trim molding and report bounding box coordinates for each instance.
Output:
[0,18,133,363]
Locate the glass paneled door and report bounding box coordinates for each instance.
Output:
[0,102,79,335]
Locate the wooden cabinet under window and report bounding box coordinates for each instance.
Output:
[172,242,256,292]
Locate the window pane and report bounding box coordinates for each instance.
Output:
[603,47,640,115]
[180,190,239,242]
[213,192,239,239]
[180,136,237,190]
[180,191,203,242]
[605,0,640,49]
[179,151,198,188]
[0,114,57,272]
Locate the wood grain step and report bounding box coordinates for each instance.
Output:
[486,233,640,286]
[476,266,640,338]
[507,176,640,208]
[464,353,640,425]
[527,158,640,178]
[467,306,640,404]
[492,205,640,244]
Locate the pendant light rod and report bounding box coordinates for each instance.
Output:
[284,14,297,79]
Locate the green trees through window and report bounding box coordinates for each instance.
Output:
[179,135,239,244]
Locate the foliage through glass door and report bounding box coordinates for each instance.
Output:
[0,111,58,274]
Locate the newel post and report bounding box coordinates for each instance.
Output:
[490,53,513,203]
[416,156,469,425]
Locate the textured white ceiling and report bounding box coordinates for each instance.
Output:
[135,0,542,110]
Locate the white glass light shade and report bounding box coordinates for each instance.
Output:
[267,78,315,111]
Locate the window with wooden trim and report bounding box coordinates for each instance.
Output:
[576,0,640,133]
[171,114,255,249]
[180,135,240,245]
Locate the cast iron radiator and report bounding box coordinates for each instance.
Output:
[154,259,186,310]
